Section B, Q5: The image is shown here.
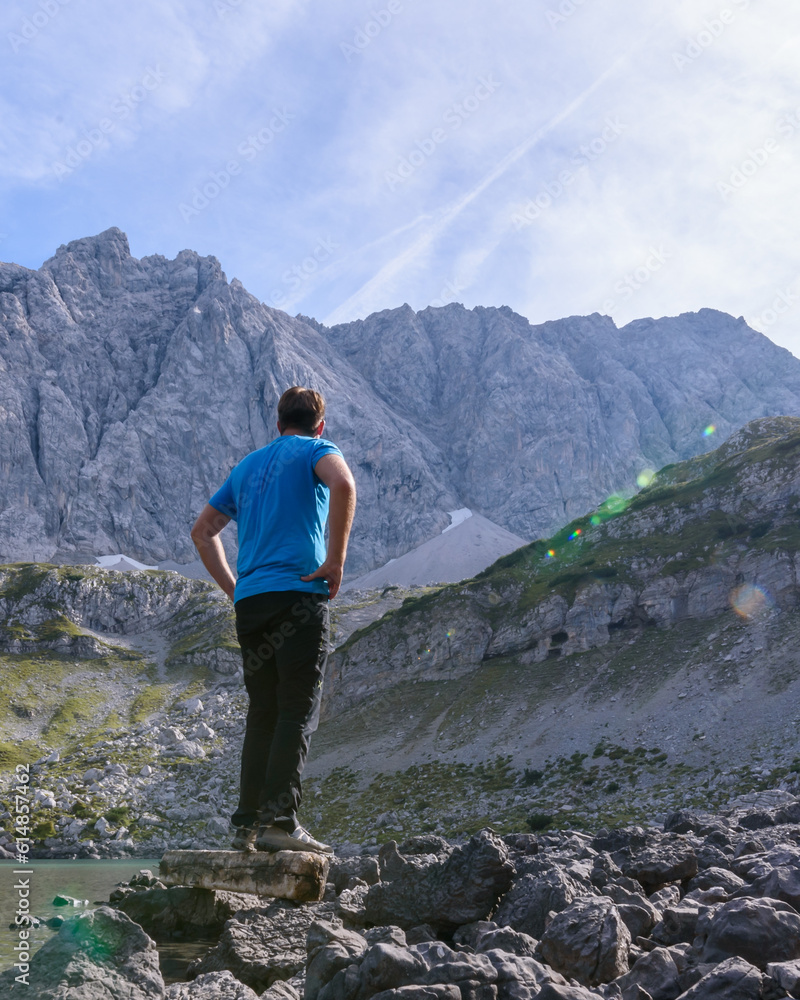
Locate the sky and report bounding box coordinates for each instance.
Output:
[2,0,800,356]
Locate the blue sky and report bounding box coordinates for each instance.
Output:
[2,0,800,356]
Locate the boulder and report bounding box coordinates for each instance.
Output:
[371,988,461,1000]
[612,947,681,1000]
[623,842,697,892]
[305,919,369,1000]
[118,885,262,938]
[365,831,514,931]
[165,970,260,998]
[676,956,762,999]
[539,896,631,986]
[535,986,603,999]
[650,900,711,946]
[601,883,658,940]
[160,848,329,902]
[329,856,382,893]
[647,886,680,916]
[353,942,429,998]
[0,904,165,998]
[731,865,800,910]
[685,867,745,895]
[414,941,498,987]
[189,900,334,993]
[663,811,716,836]
[765,958,800,996]
[336,884,370,928]
[698,896,800,967]
[453,922,539,958]
[494,867,588,939]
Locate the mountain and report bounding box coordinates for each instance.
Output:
[2,228,800,577]
[2,416,800,856]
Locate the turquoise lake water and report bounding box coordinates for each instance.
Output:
[0,859,214,984]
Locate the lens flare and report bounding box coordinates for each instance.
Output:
[703,424,716,437]
[590,514,601,526]
[636,469,656,489]
[730,583,771,619]
[568,529,582,540]
[545,549,556,559]
[605,494,628,515]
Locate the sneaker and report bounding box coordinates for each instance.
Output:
[255,823,334,855]
[231,824,257,851]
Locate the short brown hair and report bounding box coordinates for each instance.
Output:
[277,386,326,434]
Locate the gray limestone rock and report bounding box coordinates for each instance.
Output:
[494,866,592,940]
[765,958,800,996]
[188,900,335,993]
[686,868,745,895]
[165,970,260,999]
[453,922,540,958]
[539,896,631,986]
[676,957,763,999]
[535,986,604,999]
[370,988,461,1000]
[329,856,382,893]
[305,919,369,1000]
[622,842,698,893]
[697,896,800,967]
[731,864,800,910]
[364,831,515,931]
[0,904,165,998]
[117,885,262,938]
[612,948,682,1000]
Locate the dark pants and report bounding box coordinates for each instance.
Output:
[231,590,330,830]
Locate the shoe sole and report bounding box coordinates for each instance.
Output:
[255,830,333,855]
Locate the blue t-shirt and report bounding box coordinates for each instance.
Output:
[208,435,344,603]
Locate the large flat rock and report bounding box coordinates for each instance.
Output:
[160,849,330,902]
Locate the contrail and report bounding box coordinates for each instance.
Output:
[323,28,661,326]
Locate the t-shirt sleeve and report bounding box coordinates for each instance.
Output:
[310,438,344,476]
[209,475,238,520]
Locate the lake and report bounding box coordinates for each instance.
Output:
[0,858,215,984]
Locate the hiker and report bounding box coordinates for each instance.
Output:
[190,386,357,854]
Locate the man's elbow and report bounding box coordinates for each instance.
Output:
[331,477,357,503]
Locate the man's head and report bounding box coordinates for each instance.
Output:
[277,386,326,437]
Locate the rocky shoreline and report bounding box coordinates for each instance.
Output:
[4,790,800,998]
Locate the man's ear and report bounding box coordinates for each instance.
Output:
[277,420,282,434]
[315,419,325,437]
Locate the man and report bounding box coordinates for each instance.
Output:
[190,386,356,854]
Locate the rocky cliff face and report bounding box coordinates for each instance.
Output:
[2,229,800,574]
[324,416,800,718]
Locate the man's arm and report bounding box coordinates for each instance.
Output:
[300,454,356,600]
[190,504,236,601]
